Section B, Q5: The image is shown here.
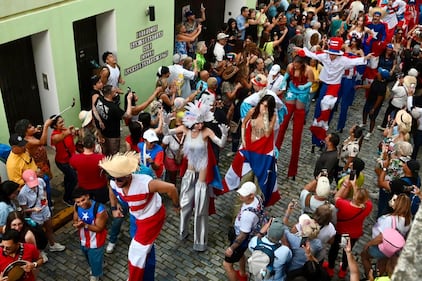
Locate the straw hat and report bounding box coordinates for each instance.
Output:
[99,151,139,178]
[78,110,93,128]
[369,7,386,18]
[395,109,412,128]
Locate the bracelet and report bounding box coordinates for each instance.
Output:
[259,232,266,236]
[111,206,117,211]
[33,262,38,268]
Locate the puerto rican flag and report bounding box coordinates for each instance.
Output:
[221,122,280,206]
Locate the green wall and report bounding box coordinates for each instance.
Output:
[0,0,174,143]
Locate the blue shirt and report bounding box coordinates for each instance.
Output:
[236,15,247,40]
[284,229,322,272]
[248,236,292,281]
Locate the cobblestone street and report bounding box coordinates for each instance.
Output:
[38,89,417,281]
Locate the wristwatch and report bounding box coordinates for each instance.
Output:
[382,167,387,172]
[33,262,38,268]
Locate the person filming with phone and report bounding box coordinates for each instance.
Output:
[324,169,372,279]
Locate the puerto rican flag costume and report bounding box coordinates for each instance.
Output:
[110,174,165,281]
[303,38,368,146]
[76,200,107,248]
[222,89,285,206]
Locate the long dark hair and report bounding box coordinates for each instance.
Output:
[49,115,62,129]
[14,119,31,136]
[251,95,276,120]
[0,181,19,205]
[128,121,143,147]
[293,55,307,78]
[5,211,29,243]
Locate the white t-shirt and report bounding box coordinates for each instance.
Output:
[372,215,410,238]
[299,189,337,224]
[234,197,260,235]
[213,42,226,62]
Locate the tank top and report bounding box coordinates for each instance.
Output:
[106,64,120,87]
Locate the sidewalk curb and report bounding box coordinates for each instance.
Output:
[51,206,73,231]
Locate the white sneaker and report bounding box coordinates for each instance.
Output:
[106,242,115,254]
[41,251,48,263]
[358,123,367,128]
[364,132,372,140]
[49,242,66,252]
[90,276,99,281]
[377,125,386,131]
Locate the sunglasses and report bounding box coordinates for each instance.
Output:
[109,175,130,182]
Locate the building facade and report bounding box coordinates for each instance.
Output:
[0,0,174,143]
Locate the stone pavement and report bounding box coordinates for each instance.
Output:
[38,89,420,281]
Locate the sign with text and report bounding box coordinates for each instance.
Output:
[125,24,168,76]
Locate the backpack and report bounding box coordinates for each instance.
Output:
[379,216,406,258]
[243,197,270,237]
[248,237,281,280]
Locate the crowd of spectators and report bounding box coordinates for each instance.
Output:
[1,0,422,280]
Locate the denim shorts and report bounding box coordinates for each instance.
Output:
[368,245,387,259]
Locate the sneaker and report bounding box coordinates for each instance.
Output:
[377,125,386,131]
[106,242,115,254]
[226,151,235,157]
[364,132,372,140]
[358,123,367,128]
[235,270,248,281]
[90,276,99,281]
[41,251,48,263]
[338,264,348,279]
[322,261,334,278]
[49,242,66,252]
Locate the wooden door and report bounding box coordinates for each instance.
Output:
[73,16,100,111]
[0,37,43,133]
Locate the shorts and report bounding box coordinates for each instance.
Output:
[224,244,248,263]
[368,245,387,259]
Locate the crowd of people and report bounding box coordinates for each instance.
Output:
[1,0,422,280]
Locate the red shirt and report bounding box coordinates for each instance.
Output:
[70,153,107,189]
[335,198,373,238]
[0,243,39,281]
[125,135,143,152]
[51,129,76,163]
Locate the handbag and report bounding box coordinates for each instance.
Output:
[229,120,240,134]
[379,216,406,257]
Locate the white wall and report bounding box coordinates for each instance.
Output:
[97,10,117,63]
[224,0,246,22]
[32,31,59,145]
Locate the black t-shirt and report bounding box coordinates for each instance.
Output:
[95,96,125,138]
[313,149,339,181]
[367,79,387,103]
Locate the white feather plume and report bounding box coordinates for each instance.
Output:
[182,100,214,128]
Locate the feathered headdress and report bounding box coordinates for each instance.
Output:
[182,100,214,128]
